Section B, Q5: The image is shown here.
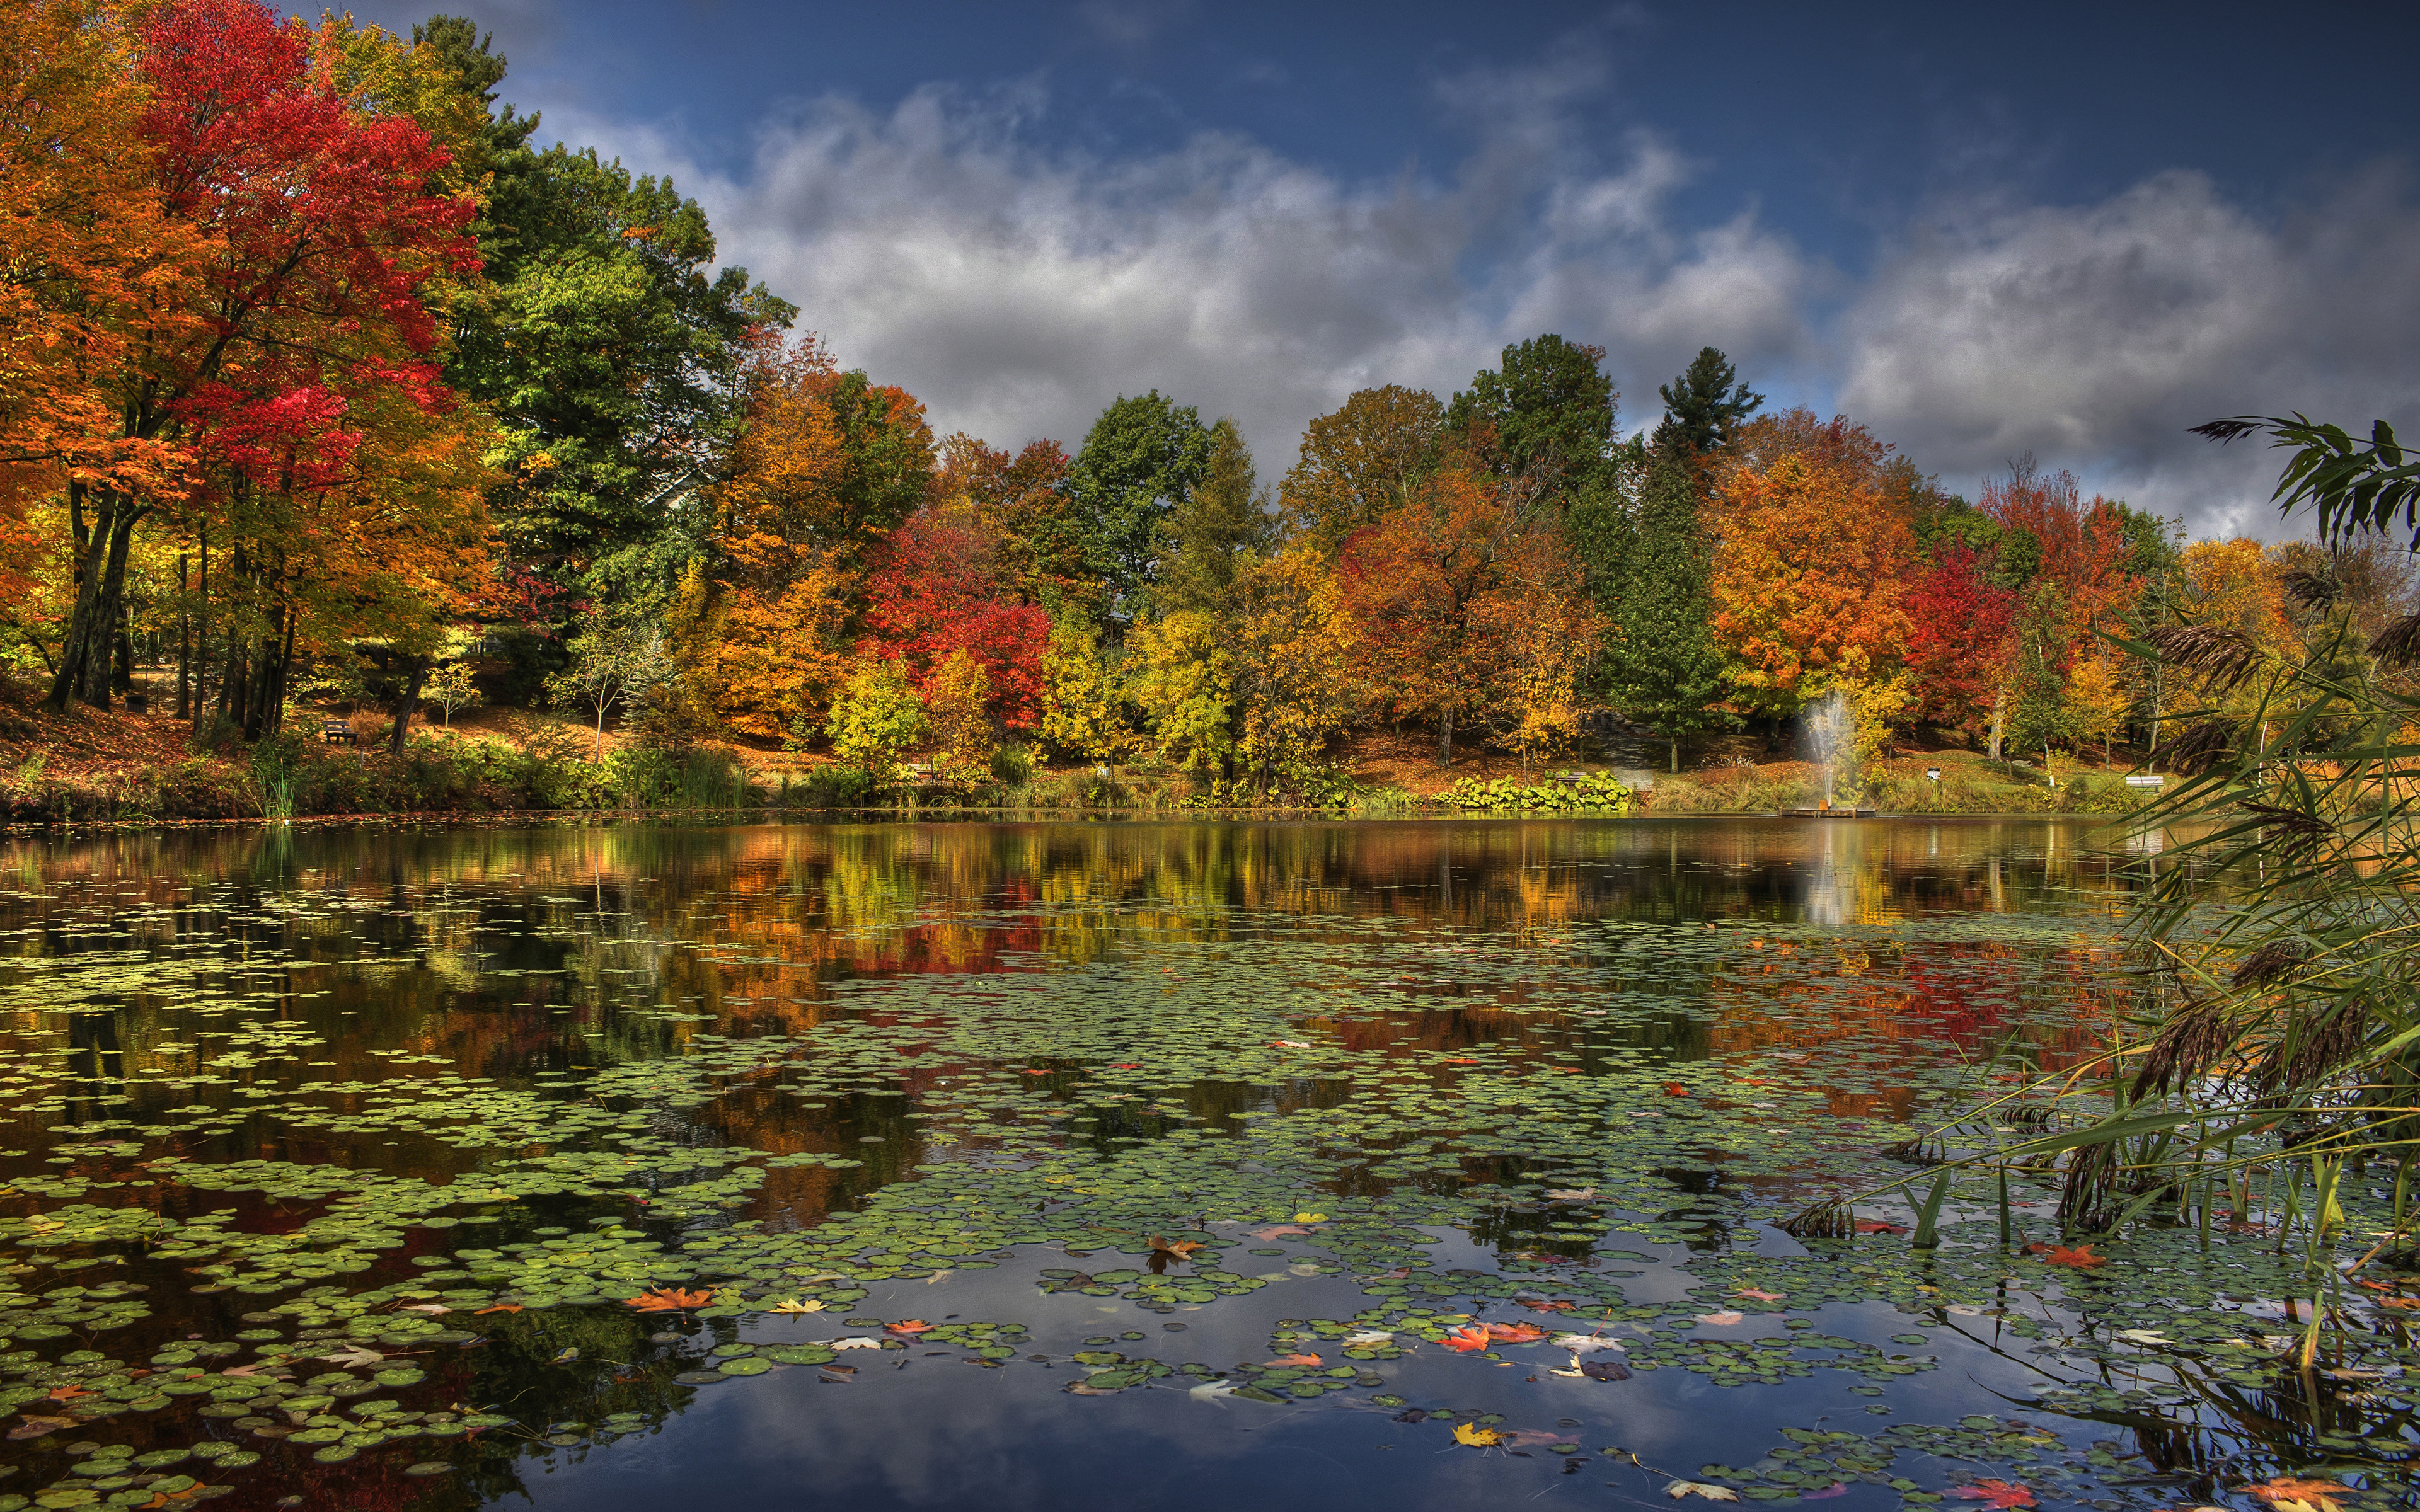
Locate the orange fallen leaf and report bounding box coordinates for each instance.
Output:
[474,1303,524,1315]
[1662,1083,1691,1096]
[1150,1235,1204,1259]
[2035,1245,2107,1269]
[1248,1225,1311,1240]
[1853,1220,1906,1234]
[1521,1299,1577,1313]
[46,1385,92,1401]
[2378,1296,2420,1310]
[885,1319,935,1335]
[1947,1480,2036,1508]
[2242,1478,2346,1511]
[1733,1288,1787,1302]
[1484,1322,1547,1343]
[1453,1421,1503,1448]
[623,1287,713,1313]
[1441,1327,1494,1352]
[1268,1353,1322,1366]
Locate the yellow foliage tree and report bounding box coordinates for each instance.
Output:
[1039,618,1141,766]
[2063,655,2130,762]
[1127,610,1235,777]
[1229,547,1361,791]
[923,648,994,784]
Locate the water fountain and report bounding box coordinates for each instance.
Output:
[1792,687,1876,817]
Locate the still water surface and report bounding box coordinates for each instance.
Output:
[0,818,2362,1512]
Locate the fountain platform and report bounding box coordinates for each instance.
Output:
[1785,808,1877,818]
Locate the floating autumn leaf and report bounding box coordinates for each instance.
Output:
[1521,1298,1578,1313]
[1544,1188,1596,1202]
[1269,1352,1322,1366]
[1269,1040,1311,1049]
[2035,1245,2107,1269]
[1453,1422,1504,1448]
[1948,1480,2036,1508]
[1150,1235,1204,1260]
[473,1303,524,1315]
[1665,1482,1741,1501]
[1484,1322,1547,1343]
[1662,1084,1691,1097]
[45,1385,93,1402]
[1732,1288,1787,1302]
[885,1319,935,1335]
[1853,1219,1907,1235]
[769,1298,826,1314]
[1248,1225,1311,1240]
[1441,1327,1494,1352]
[2242,1479,2346,1512]
[320,1346,384,1370]
[624,1287,714,1313]
[1695,1311,1747,1327]
[396,1302,452,1315]
[6,1415,76,1441]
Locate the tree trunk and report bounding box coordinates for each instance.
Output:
[389,657,429,755]
[192,531,209,731]
[1669,734,1679,774]
[175,554,191,721]
[1986,689,2006,762]
[111,598,134,695]
[1437,708,1453,767]
[48,484,145,712]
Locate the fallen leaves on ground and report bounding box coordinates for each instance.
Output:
[1695,1311,1746,1327]
[1665,1482,1741,1501]
[1453,1422,1503,1448]
[769,1298,825,1314]
[1948,1480,2036,1508]
[624,1286,714,1313]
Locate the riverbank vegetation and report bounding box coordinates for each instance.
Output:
[4,0,2410,822]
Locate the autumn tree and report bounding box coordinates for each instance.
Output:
[938,433,1082,608]
[860,501,1049,730]
[1338,462,1595,765]
[33,0,488,715]
[1707,422,1915,719]
[1277,386,1444,553]
[1903,544,2015,736]
[1228,548,1361,793]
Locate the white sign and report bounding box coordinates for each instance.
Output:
[2124,774,2164,787]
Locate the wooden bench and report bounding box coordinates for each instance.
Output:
[321,719,357,746]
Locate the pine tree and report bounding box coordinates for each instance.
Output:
[1603,452,1726,771]
[1654,347,1763,458]
[1155,418,1270,616]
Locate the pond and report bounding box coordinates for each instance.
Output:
[0,817,2406,1512]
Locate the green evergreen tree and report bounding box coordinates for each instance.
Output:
[414,14,795,609]
[1155,418,1270,616]
[1653,346,1763,457]
[1602,451,1726,772]
[1063,391,1213,629]
[1444,334,1616,496]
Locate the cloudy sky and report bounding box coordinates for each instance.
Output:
[340,0,2419,539]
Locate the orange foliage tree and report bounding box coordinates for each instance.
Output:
[1337,462,1596,765]
[1708,428,1915,718]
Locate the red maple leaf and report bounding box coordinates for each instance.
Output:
[1949,1480,2036,1508]
[1440,1327,1493,1352]
[2035,1245,2107,1269]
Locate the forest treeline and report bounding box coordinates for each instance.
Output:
[4,0,2407,806]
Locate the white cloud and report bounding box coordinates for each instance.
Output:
[544,49,1815,479]
[539,54,2420,542]
[1838,167,2420,538]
